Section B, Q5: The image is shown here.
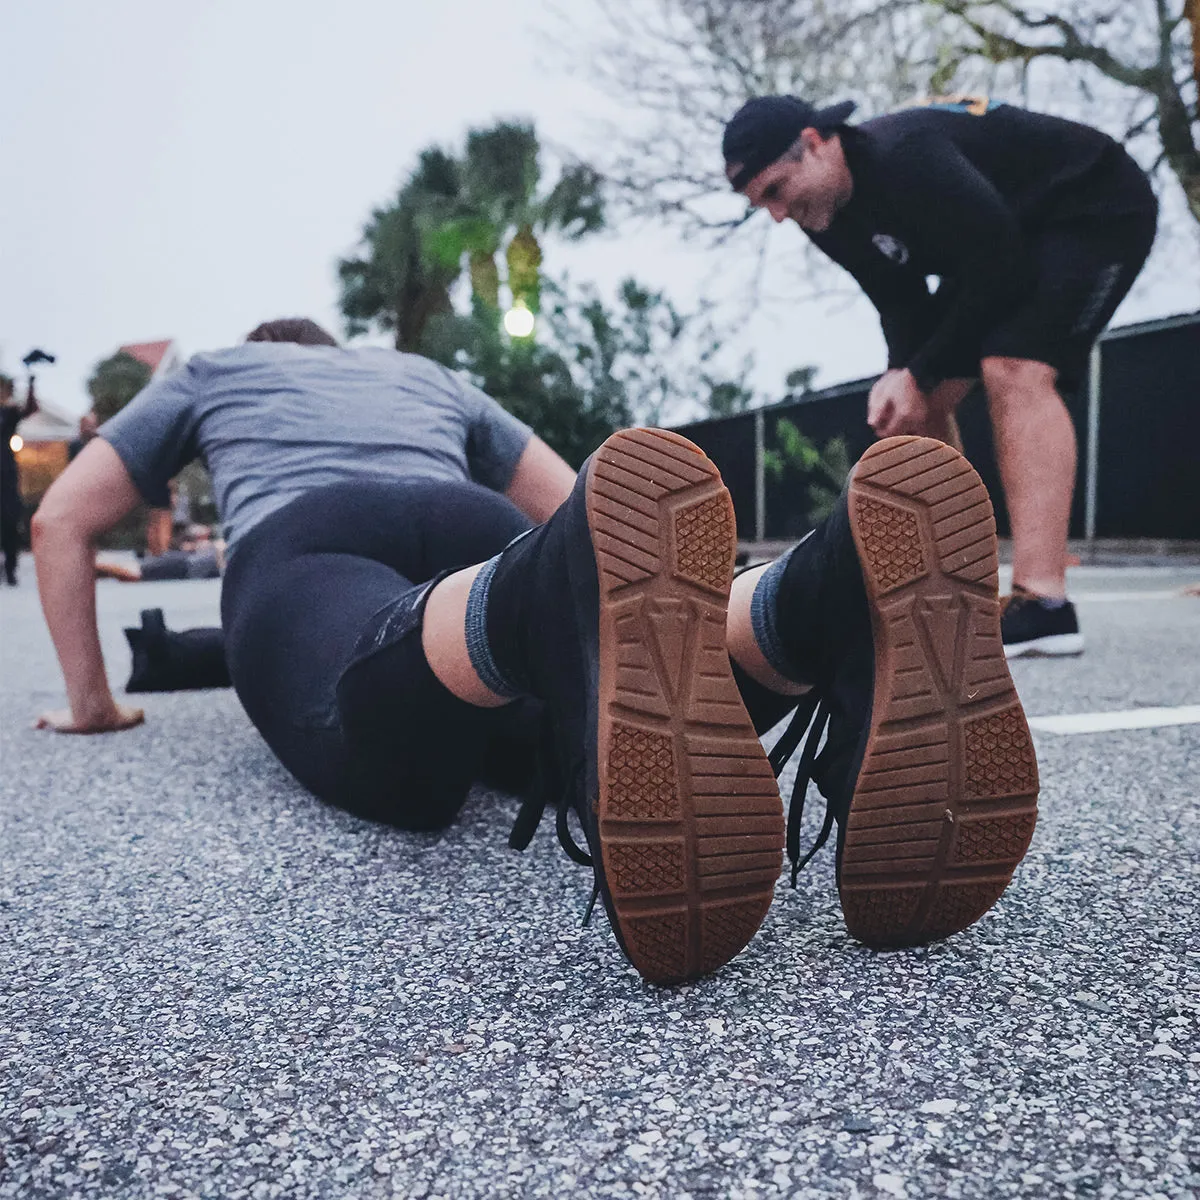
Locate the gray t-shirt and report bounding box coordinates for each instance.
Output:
[101,343,533,551]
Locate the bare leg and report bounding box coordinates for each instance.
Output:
[982,356,1075,599]
[421,564,513,708]
[921,378,973,452]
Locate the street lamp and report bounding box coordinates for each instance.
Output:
[503,302,535,339]
[20,348,55,407]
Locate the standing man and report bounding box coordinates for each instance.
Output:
[722,94,1158,656]
[0,373,38,586]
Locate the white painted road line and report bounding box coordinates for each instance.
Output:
[1072,590,1200,603]
[1028,705,1200,735]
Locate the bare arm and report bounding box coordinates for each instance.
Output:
[32,439,146,733]
[504,435,577,524]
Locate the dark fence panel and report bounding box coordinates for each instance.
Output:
[1094,321,1200,539]
[761,384,873,541]
[673,414,758,540]
[673,311,1198,543]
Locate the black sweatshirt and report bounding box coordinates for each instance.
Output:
[807,101,1151,390]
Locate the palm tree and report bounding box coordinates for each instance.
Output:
[440,121,605,316]
[339,122,605,351]
[338,149,463,351]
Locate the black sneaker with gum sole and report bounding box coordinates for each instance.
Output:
[551,429,785,983]
[838,436,1040,945]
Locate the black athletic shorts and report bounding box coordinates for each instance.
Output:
[901,169,1158,393]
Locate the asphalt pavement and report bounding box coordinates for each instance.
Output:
[2,558,1198,1199]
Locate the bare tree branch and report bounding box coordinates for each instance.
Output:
[551,0,1200,296]
[934,0,1163,90]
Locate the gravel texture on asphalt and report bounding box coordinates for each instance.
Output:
[2,564,1198,1199]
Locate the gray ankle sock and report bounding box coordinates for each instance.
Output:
[464,553,521,699]
[749,551,802,683]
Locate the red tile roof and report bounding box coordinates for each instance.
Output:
[119,340,174,372]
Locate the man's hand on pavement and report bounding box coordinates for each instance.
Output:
[868,369,930,438]
[34,702,145,734]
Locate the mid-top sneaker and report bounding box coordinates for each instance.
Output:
[490,428,784,984]
[768,436,1039,947]
[1001,587,1084,658]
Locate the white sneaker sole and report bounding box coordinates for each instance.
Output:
[1004,632,1085,659]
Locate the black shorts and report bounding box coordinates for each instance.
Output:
[905,181,1157,393]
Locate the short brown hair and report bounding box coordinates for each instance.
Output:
[245,318,338,347]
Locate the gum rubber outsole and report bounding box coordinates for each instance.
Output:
[587,429,784,985]
[840,436,1039,948]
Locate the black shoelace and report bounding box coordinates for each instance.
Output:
[769,690,838,887]
[510,688,852,918]
[507,715,603,924]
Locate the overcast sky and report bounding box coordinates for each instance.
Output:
[3,0,1198,419]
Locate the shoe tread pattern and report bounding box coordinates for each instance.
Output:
[839,437,1038,948]
[588,429,783,984]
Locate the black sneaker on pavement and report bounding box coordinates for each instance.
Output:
[770,436,1039,948]
[495,428,784,985]
[1001,588,1084,658]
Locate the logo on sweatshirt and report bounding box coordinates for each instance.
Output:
[872,234,910,265]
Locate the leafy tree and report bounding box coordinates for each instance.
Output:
[427,122,604,315]
[338,122,605,352]
[422,275,767,466]
[782,365,819,399]
[339,121,776,465]
[427,295,625,467]
[87,352,152,424]
[763,419,851,526]
[545,277,757,427]
[338,149,461,351]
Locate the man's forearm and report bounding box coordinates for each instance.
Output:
[34,524,117,721]
[905,277,1024,393]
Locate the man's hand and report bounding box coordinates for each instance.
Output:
[867,369,930,438]
[34,702,145,734]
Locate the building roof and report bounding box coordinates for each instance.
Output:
[16,409,78,444]
[119,340,176,373]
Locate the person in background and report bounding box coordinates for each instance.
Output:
[94,523,224,583]
[1,373,39,585]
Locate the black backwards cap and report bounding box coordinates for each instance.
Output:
[722,96,857,191]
